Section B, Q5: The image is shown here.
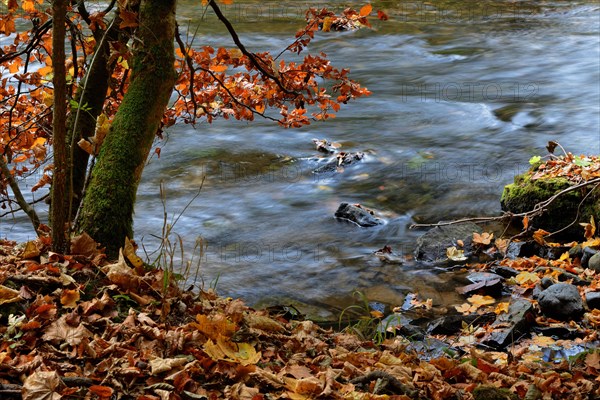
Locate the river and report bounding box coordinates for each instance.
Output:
[2,0,599,318]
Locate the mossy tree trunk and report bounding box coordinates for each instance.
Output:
[77,0,177,257]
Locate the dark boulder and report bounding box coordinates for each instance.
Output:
[537,283,584,321]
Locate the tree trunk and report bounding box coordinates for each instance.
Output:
[77,0,177,257]
[51,0,69,253]
[67,19,122,220]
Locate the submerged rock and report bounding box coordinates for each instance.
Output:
[414,222,481,264]
[335,203,383,227]
[537,283,584,321]
[312,152,364,174]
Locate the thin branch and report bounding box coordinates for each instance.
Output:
[207,0,298,96]
[0,19,52,65]
[174,24,198,119]
[0,156,41,233]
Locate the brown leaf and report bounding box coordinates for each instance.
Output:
[0,285,22,305]
[70,232,101,258]
[22,370,63,400]
[43,315,92,346]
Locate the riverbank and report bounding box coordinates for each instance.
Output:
[1,228,599,399]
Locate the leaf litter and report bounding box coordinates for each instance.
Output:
[0,231,599,400]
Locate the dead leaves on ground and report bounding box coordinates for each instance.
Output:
[1,235,600,399]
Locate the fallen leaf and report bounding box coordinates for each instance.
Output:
[22,370,63,400]
[43,315,92,346]
[203,335,261,366]
[473,232,494,246]
[446,246,467,261]
[60,289,80,308]
[0,285,22,305]
[89,385,114,399]
[467,294,495,307]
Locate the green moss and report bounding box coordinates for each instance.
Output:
[501,171,600,236]
[473,385,519,400]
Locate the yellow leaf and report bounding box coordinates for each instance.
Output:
[37,65,53,77]
[123,237,144,271]
[446,246,466,261]
[559,251,570,261]
[359,4,373,17]
[203,335,261,366]
[580,216,596,239]
[515,271,540,285]
[467,294,495,307]
[494,302,509,315]
[531,334,555,347]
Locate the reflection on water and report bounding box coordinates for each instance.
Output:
[3,0,599,315]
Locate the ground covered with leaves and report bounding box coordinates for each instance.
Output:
[0,228,599,400]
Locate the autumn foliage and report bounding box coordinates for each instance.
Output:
[0,0,375,230]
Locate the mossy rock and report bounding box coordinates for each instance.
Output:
[501,172,600,237]
[473,385,519,400]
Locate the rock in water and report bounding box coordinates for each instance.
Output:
[334,203,383,227]
[414,222,482,264]
[537,283,584,321]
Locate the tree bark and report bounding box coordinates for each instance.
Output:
[77,0,177,257]
[51,0,69,253]
[67,18,122,220]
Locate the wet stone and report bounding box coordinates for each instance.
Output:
[506,241,536,259]
[456,272,503,297]
[581,246,598,269]
[334,203,383,227]
[585,291,600,310]
[427,313,496,335]
[414,222,481,264]
[491,265,519,279]
[588,252,600,272]
[537,283,584,321]
[483,299,534,349]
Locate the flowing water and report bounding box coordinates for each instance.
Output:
[3,0,599,317]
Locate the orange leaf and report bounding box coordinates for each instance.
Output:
[359,4,372,17]
[532,229,550,245]
[210,64,228,72]
[89,385,114,399]
[60,289,80,308]
[522,215,529,230]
